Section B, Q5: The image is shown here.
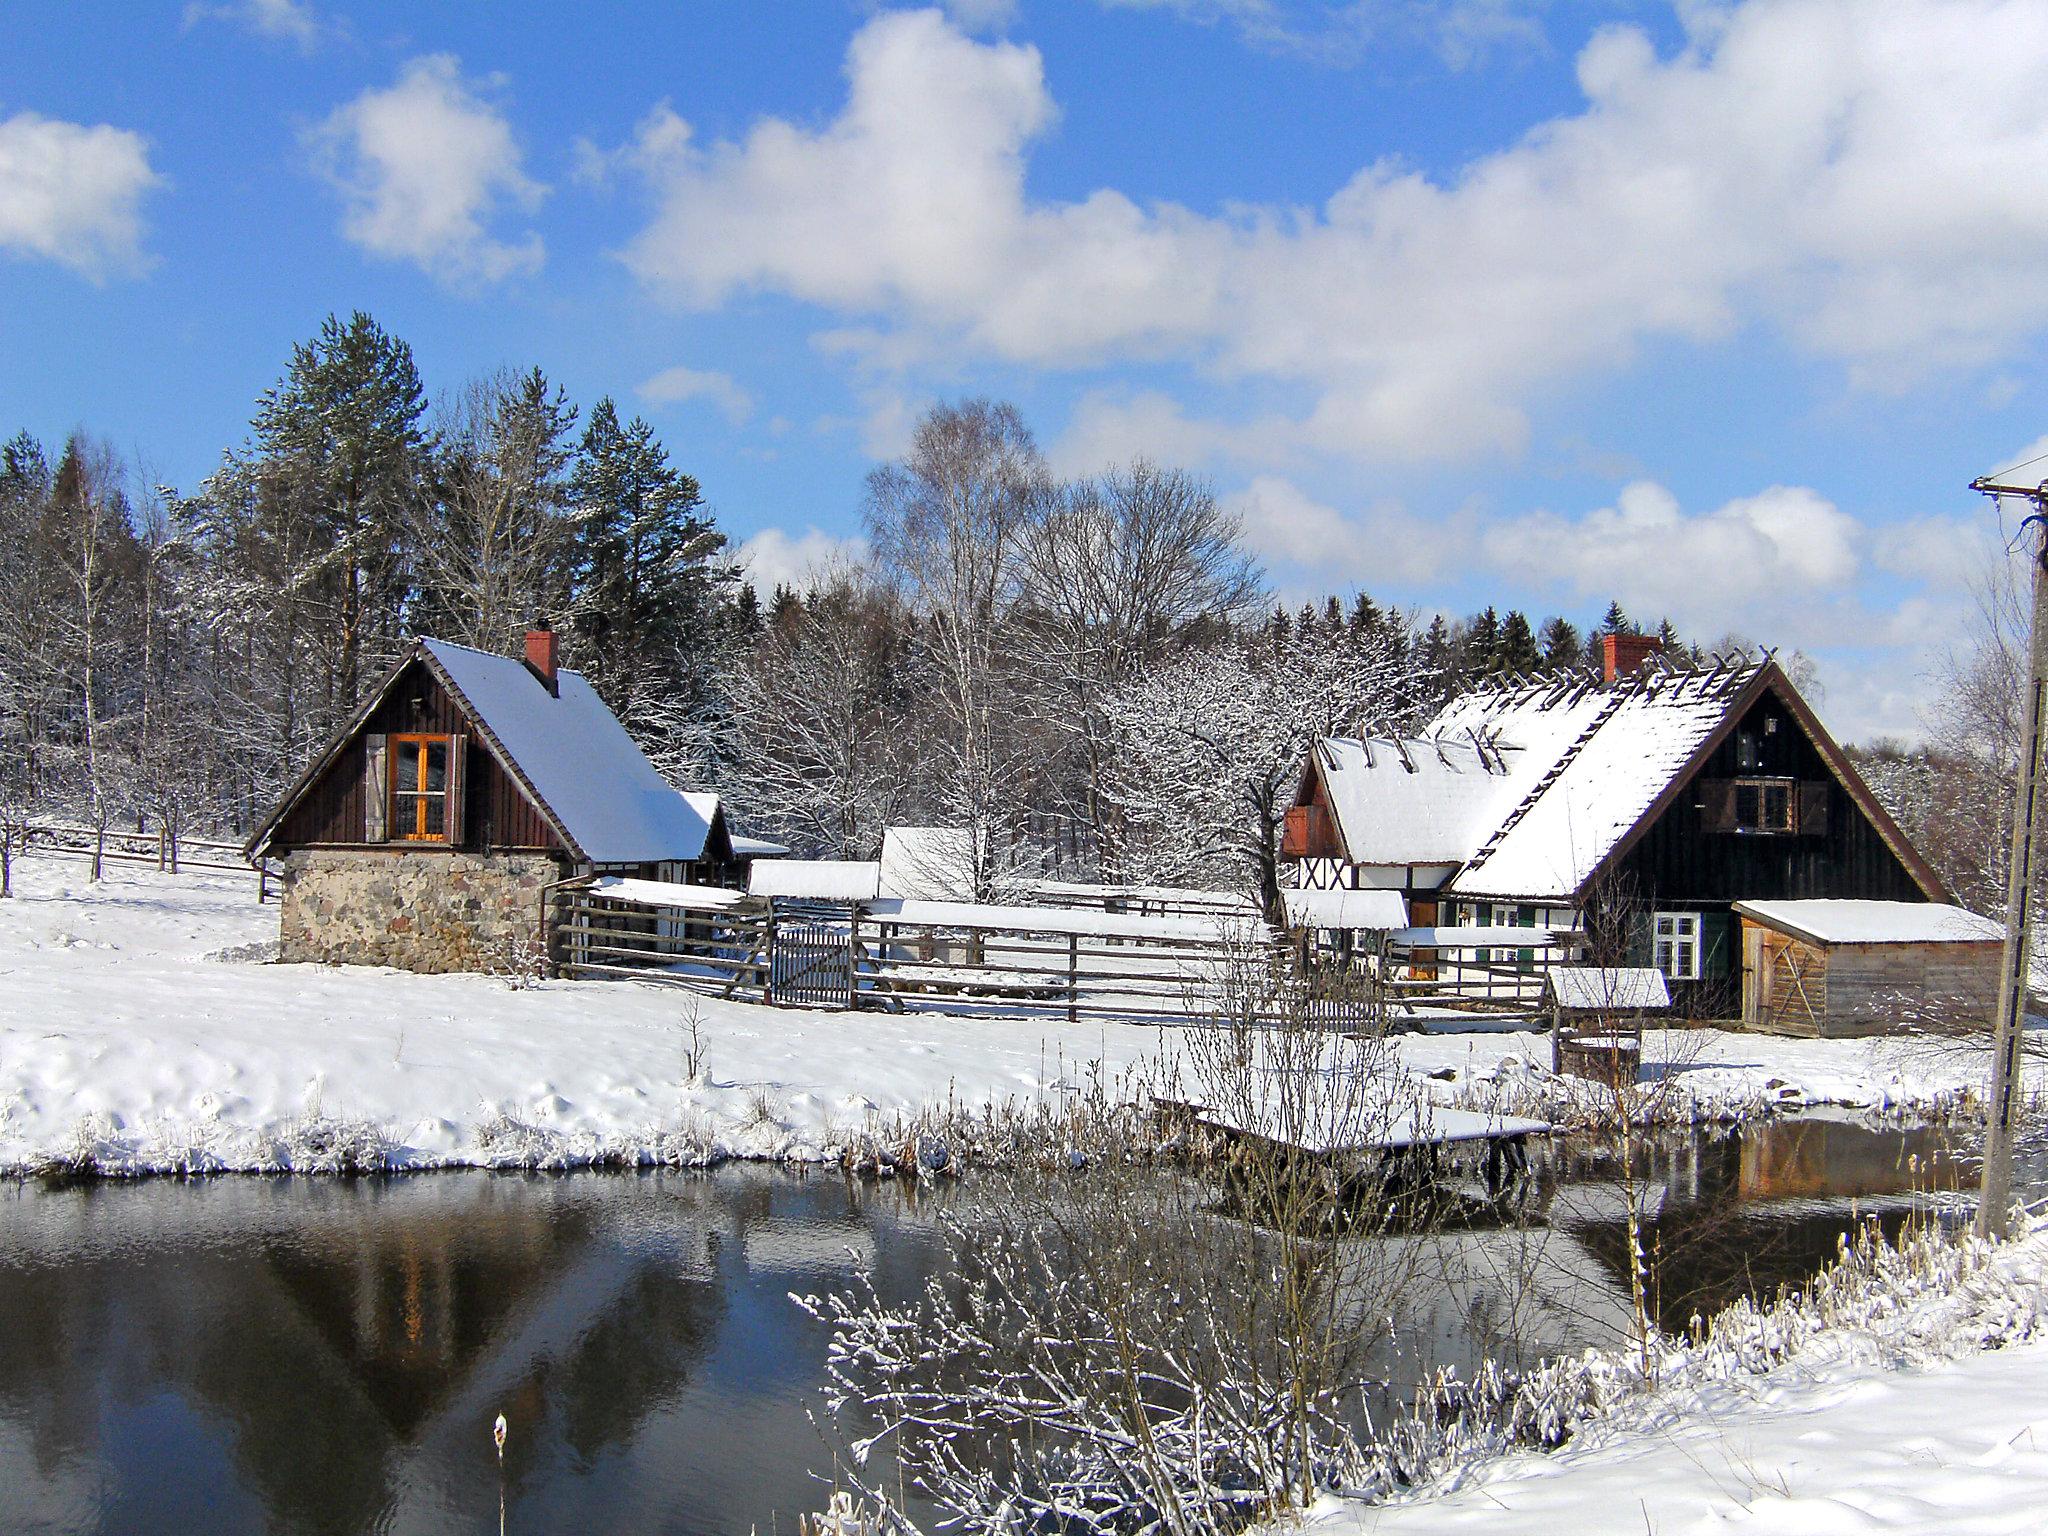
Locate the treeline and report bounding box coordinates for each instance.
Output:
[1,310,1732,906]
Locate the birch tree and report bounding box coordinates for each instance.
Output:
[865,400,1045,894]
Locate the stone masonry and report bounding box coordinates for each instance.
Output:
[278,849,566,974]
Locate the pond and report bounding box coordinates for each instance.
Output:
[0,1116,2027,1535]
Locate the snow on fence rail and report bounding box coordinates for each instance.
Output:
[554,881,1382,1029]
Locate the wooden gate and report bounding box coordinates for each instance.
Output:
[769,923,856,1007]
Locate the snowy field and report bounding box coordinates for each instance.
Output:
[1282,1218,2048,1536]
[0,853,2029,1176]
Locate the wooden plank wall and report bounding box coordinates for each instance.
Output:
[275,658,564,853]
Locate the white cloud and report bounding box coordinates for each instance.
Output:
[615,1,2048,465]
[734,526,869,596]
[184,0,322,49]
[1225,474,1462,585]
[1490,481,1862,633]
[637,364,755,424]
[310,55,545,286]
[0,111,159,278]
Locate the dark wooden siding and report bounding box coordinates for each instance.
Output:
[1610,687,1927,1015]
[1616,690,1927,909]
[275,657,565,853]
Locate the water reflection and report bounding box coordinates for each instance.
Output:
[0,1118,2002,1535]
[0,1169,948,1536]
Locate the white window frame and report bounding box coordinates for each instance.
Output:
[1653,911,1702,981]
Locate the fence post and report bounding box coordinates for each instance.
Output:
[1067,932,1079,1025]
[764,909,778,1006]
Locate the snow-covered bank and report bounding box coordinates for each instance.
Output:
[1283,1216,2048,1536]
[0,855,2029,1176]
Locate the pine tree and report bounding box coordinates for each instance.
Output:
[1538,614,1583,672]
[568,397,731,729]
[1600,598,1632,635]
[1497,609,1541,673]
[1466,606,1502,675]
[248,311,431,715]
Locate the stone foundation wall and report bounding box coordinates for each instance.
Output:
[278,849,567,974]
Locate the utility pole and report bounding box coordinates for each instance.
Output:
[1969,475,2048,1240]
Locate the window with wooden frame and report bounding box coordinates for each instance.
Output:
[363,731,466,845]
[1652,911,1701,980]
[1733,776,1796,834]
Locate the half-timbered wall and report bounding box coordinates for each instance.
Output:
[275,658,564,853]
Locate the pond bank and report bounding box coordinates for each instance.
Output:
[0,855,2021,1179]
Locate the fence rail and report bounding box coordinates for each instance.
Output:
[552,892,1403,1031]
[12,818,272,892]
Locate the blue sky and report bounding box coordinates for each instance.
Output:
[4,0,2046,740]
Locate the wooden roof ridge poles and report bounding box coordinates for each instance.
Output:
[1971,473,2048,1240]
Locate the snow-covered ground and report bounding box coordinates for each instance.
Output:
[1284,1217,2048,1536]
[0,854,2028,1176]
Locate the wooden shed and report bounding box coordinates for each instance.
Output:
[1733,899,2003,1037]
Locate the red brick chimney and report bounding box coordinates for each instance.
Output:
[1600,631,1661,685]
[524,627,559,695]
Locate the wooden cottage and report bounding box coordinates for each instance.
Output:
[247,631,736,973]
[1283,636,1950,1018]
[1732,899,2003,1037]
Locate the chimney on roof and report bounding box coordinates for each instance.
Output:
[1600,631,1661,686]
[524,626,559,696]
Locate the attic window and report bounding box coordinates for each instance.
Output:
[391,733,452,842]
[1734,776,1796,834]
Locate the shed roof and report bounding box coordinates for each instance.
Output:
[1546,966,1671,1011]
[748,858,883,901]
[1282,888,1409,931]
[879,826,978,900]
[1734,899,2003,947]
[422,639,715,865]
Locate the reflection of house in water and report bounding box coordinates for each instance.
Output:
[1737,1116,1964,1202]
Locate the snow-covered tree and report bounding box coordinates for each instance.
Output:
[1102,622,1431,916]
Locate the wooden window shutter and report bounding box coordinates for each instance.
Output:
[1797,780,1829,836]
[446,734,468,846]
[1699,778,1737,832]
[363,733,388,842]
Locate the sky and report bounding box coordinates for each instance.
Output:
[5,0,2048,742]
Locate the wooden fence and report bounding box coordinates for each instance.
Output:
[12,819,272,892]
[553,888,1393,1031]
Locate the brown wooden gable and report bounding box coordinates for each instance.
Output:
[264,653,565,856]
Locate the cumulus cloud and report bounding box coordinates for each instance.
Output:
[1494,481,1859,615]
[734,526,869,596]
[310,56,545,286]
[614,1,2048,464]
[0,111,159,278]
[184,0,322,49]
[637,364,755,424]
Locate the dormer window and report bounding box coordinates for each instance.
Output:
[391,733,452,841]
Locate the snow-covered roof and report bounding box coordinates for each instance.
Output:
[1734,900,2003,947]
[729,834,789,859]
[1390,926,1564,948]
[1282,888,1409,931]
[1308,664,1772,902]
[588,876,758,911]
[1312,737,1523,866]
[748,859,882,901]
[864,897,1266,946]
[879,827,978,900]
[1547,966,1671,1011]
[1449,672,1749,900]
[422,638,714,865]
